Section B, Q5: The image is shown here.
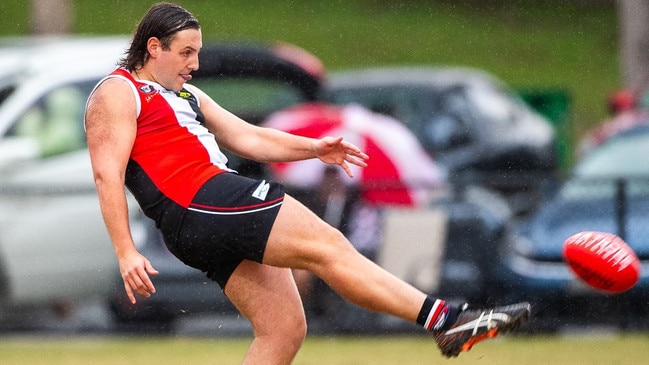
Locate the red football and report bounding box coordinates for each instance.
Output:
[563,231,640,294]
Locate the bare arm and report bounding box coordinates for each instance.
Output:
[85,78,158,304]
[186,85,368,178]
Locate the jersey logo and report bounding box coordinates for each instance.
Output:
[139,85,156,94]
[177,90,192,99]
[179,88,205,125]
[252,180,270,201]
[138,84,159,103]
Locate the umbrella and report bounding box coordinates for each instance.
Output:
[262,103,446,207]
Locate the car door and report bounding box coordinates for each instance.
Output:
[0,81,132,304]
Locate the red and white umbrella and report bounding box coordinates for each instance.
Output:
[263,103,446,207]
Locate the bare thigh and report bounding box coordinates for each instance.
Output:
[262,194,354,270]
[262,194,425,322]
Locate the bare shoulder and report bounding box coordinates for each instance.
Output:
[87,77,134,109]
[85,77,138,137]
[86,77,136,123]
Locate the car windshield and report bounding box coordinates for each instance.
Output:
[574,130,649,177]
[561,129,649,199]
[464,84,520,127]
[323,85,429,131]
[5,80,96,158]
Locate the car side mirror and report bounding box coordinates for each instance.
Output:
[0,136,40,170]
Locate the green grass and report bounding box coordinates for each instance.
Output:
[0,0,619,145]
[0,334,647,365]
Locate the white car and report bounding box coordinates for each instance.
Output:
[0,36,325,327]
[0,36,148,309]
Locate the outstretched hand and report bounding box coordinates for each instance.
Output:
[315,136,368,178]
[118,250,159,304]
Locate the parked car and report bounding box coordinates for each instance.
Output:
[323,67,559,216]
[578,108,649,159]
[501,125,649,330]
[0,36,321,329]
[0,37,137,328]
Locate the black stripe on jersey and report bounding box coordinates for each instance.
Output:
[176,88,206,125]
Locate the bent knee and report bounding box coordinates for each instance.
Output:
[255,311,307,347]
[286,316,308,347]
[282,311,307,340]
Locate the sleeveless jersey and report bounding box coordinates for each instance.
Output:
[93,68,234,213]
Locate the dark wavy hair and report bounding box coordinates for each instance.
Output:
[119,3,200,71]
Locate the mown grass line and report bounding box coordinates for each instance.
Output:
[0,333,647,365]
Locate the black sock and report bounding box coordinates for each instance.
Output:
[417,297,462,332]
[417,296,447,331]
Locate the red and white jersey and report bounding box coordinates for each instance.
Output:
[91,68,234,210]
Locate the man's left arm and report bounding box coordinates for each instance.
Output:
[187,85,368,177]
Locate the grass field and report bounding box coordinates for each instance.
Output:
[0,333,647,365]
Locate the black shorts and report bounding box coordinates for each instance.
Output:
[165,172,284,289]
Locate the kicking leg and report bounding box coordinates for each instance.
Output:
[263,194,426,322]
[263,194,531,358]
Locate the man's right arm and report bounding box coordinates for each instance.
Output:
[85,78,158,303]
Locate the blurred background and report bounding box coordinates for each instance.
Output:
[2,0,630,143]
[1,0,649,338]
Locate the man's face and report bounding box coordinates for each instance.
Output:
[152,28,202,91]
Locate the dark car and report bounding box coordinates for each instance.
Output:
[500,125,649,331]
[323,67,559,216]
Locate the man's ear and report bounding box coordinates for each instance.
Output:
[146,37,161,58]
